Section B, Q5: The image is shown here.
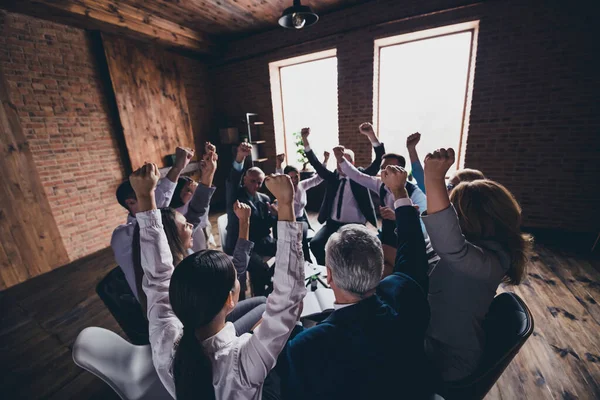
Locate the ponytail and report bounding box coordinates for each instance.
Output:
[173,326,215,400]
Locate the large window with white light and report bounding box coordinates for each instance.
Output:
[269,50,339,166]
[374,22,479,169]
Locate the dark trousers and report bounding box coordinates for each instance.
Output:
[309,220,351,265]
[247,236,277,296]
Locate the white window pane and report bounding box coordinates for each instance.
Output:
[379,31,473,169]
[280,57,339,165]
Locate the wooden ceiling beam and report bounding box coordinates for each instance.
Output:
[1,0,214,54]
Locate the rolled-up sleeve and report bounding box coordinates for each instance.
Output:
[237,221,306,387]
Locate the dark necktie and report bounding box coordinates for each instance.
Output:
[336,178,346,220]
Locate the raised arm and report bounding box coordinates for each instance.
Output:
[185,143,217,228]
[301,127,335,181]
[358,123,386,176]
[231,201,254,278]
[130,163,180,397]
[381,166,428,291]
[336,146,381,193]
[226,143,252,213]
[407,133,426,193]
[275,153,285,175]
[238,174,306,386]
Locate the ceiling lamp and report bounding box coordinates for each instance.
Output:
[278,0,319,30]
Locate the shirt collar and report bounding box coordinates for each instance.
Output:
[333,302,357,310]
[201,322,237,351]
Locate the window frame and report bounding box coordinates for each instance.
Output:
[373,21,479,169]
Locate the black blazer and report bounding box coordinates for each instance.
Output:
[306,144,385,227]
[224,164,274,254]
[279,205,432,400]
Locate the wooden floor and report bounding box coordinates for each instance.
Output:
[1,212,599,399]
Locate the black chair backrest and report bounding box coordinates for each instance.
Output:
[440,292,534,400]
[96,266,149,345]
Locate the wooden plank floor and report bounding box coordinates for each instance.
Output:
[0,211,598,399]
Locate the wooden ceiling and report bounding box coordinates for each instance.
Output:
[1,0,367,53]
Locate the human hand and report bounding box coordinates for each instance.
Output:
[323,151,330,163]
[406,132,421,150]
[130,163,159,197]
[174,147,194,170]
[358,122,375,137]
[424,148,455,180]
[381,165,408,199]
[276,153,285,168]
[234,200,251,222]
[202,149,218,176]
[264,174,294,205]
[236,142,252,161]
[379,206,396,221]
[332,146,345,163]
[204,141,216,154]
[301,127,310,138]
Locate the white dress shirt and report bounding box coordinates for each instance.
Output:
[138,209,306,399]
[110,178,176,301]
[330,175,366,224]
[339,159,428,235]
[276,168,323,218]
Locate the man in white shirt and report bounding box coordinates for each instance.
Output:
[302,124,385,265]
[111,146,194,301]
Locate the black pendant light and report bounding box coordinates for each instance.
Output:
[278,0,319,29]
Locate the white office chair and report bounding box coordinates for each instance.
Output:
[217,213,228,250]
[72,327,171,400]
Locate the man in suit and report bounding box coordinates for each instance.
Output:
[303,123,385,265]
[278,165,432,399]
[225,142,276,296]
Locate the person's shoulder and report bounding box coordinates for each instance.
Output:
[257,192,270,202]
[111,221,134,241]
[290,322,337,347]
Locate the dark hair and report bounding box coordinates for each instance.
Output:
[116,181,136,211]
[170,176,193,209]
[382,153,406,168]
[283,165,299,175]
[454,168,485,183]
[132,208,189,313]
[169,250,236,400]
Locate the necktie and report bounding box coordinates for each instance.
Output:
[336,178,346,220]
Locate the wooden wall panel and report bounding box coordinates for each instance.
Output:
[102,34,195,170]
[0,65,69,290]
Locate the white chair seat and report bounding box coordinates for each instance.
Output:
[73,327,171,400]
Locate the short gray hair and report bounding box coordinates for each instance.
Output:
[325,224,383,297]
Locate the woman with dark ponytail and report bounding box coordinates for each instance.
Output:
[130,162,305,400]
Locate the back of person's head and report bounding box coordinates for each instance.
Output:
[132,207,190,312]
[382,153,406,168]
[170,176,193,209]
[116,181,136,212]
[450,180,532,285]
[325,224,384,297]
[169,250,236,400]
[453,168,485,184]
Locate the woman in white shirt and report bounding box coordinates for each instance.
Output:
[130,164,306,400]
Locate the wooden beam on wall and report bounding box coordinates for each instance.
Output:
[0,65,69,290]
[0,0,214,54]
[102,34,195,170]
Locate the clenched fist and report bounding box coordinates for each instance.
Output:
[237,142,253,160]
[332,146,345,163]
[301,127,310,138]
[174,147,194,170]
[265,174,294,205]
[359,122,375,137]
[381,165,408,199]
[406,132,421,150]
[130,163,159,197]
[233,200,251,222]
[424,148,455,180]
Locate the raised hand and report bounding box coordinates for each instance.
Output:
[236,142,253,163]
[174,147,194,170]
[379,206,396,221]
[204,141,216,154]
[381,165,408,199]
[406,132,421,150]
[130,163,159,202]
[424,148,455,180]
[234,200,251,222]
[276,153,285,168]
[332,146,345,163]
[323,151,330,163]
[301,127,310,138]
[265,174,294,204]
[358,122,375,137]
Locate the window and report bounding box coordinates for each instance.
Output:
[374,22,479,169]
[270,50,338,166]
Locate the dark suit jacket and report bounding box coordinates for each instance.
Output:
[279,205,432,400]
[306,144,385,226]
[224,163,274,255]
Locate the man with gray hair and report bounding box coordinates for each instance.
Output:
[279,165,432,399]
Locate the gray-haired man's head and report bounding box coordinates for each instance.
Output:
[325,224,384,297]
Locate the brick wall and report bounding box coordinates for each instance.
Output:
[0,11,128,261]
[211,0,600,232]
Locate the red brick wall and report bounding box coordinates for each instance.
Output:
[0,11,128,261]
[211,0,600,232]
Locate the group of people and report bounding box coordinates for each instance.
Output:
[110,122,532,400]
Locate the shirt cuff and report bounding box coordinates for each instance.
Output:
[393,198,413,209]
[304,145,311,153]
[136,209,163,229]
[232,160,244,172]
[370,138,382,148]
